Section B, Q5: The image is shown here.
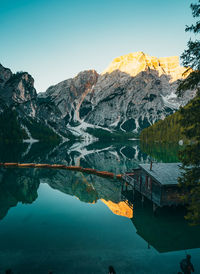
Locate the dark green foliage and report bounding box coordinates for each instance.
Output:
[22,142,59,163]
[177,71,200,95]
[140,111,184,143]
[178,96,200,224]
[0,108,28,143]
[86,127,138,141]
[69,119,81,127]
[22,118,61,144]
[179,95,200,140]
[181,1,200,69]
[0,108,61,144]
[46,120,77,141]
[0,143,28,161]
[177,1,200,224]
[140,143,180,163]
[177,1,200,96]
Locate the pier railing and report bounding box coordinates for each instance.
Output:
[122,173,135,186]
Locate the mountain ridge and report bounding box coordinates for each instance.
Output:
[102,51,191,82]
[0,52,196,143]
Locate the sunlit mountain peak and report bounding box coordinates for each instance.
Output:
[102,51,190,82]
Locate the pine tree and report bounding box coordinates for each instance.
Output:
[178,1,200,224]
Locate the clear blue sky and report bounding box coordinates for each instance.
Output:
[0,0,195,92]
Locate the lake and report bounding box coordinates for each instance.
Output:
[0,141,199,273]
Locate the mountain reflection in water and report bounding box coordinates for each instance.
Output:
[101,199,133,219]
[0,140,179,174]
[1,165,200,254]
[0,141,200,273]
[0,167,124,220]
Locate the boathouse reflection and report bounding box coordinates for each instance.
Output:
[122,188,200,253]
[0,167,200,254]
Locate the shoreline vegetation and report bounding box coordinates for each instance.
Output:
[0,108,139,144]
[140,142,180,163]
[139,95,199,145]
[0,108,61,144]
[139,0,200,224]
[140,111,183,144]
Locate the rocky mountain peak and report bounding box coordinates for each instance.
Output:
[0,64,12,89]
[45,69,98,97]
[71,69,99,96]
[2,71,37,106]
[37,69,99,136]
[0,55,195,143]
[102,52,189,82]
[0,65,37,121]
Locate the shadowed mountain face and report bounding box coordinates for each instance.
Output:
[0,64,61,143]
[0,64,37,116]
[80,70,193,131]
[0,52,196,142]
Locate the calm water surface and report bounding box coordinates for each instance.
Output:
[0,141,199,274]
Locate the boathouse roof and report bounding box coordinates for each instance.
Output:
[139,163,183,186]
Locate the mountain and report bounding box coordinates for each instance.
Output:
[0,65,37,115]
[81,52,194,132]
[0,52,196,142]
[140,93,199,144]
[0,64,61,143]
[38,51,195,138]
[37,70,99,139]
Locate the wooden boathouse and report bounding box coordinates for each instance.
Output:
[122,163,185,208]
